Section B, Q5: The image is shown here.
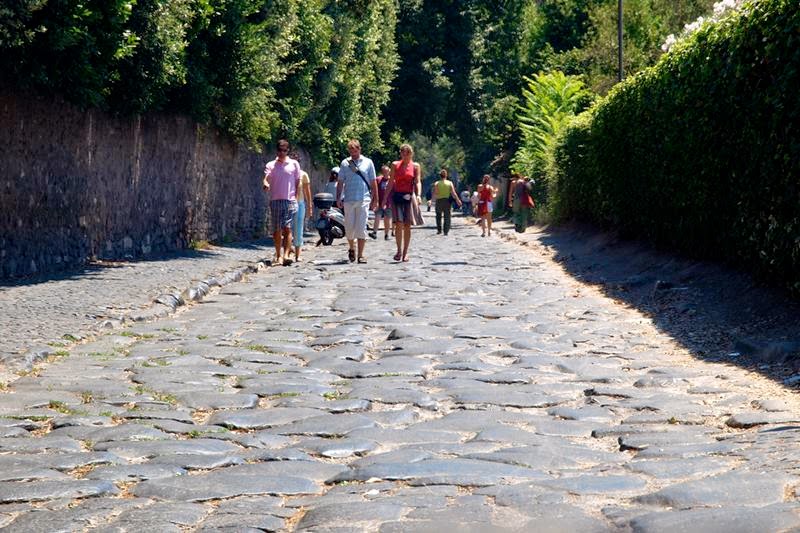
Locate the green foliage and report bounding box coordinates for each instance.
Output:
[551,0,800,294]
[108,0,192,113]
[512,71,593,202]
[0,0,137,106]
[554,0,715,94]
[0,0,399,158]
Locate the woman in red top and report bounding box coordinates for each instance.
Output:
[477,174,497,237]
[383,143,421,262]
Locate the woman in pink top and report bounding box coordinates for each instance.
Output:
[263,139,300,266]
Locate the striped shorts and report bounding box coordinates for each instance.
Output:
[269,199,298,234]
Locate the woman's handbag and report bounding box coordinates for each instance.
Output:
[410,194,426,226]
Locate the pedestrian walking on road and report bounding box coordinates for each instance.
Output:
[433,169,462,235]
[290,152,313,261]
[477,174,497,237]
[460,187,472,216]
[336,139,378,264]
[263,139,300,266]
[383,143,421,262]
[324,167,340,198]
[509,172,535,233]
[375,165,393,240]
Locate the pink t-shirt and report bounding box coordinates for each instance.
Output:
[264,157,301,201]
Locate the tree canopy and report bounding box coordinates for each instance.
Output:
[1,0,716,170]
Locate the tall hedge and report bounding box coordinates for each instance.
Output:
[551,0,800,294]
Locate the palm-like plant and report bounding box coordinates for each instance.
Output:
[513,71,593,184]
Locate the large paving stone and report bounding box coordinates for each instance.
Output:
[84,424,173,443]
[547,405,616,422]
[0,467,69,482]
[332,458,549,486]
[635,471,795,508]
[518,503,611,533]
[726,411,800,429]
[476,483,565,507]
[536,473,647,495]
[198,513,285,532]
[0,436,83,453]
[0,480,118,503]
[134,471,321,501]
[625,457,735,480]
[298,501,406,529]
[269,413,377,437]
[0,452,124,472]
[618,430,718,451]
[86,463,187,481]
[108,502,208,528]
[450,389,566,408]
[120,409,195,423]
[629,503,800,533]
[467,444,622,471]
[149,454,246,470]
[300,437,379,458]
[321,357,433,378]
[174,392,259,410]
[346,427,465,446]
[95,438,241,460]
[207,408,322,430]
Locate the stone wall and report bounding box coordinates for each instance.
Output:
[0,92,326,278]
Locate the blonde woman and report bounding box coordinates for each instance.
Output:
[477,174,497,237]
[383,143,421,262]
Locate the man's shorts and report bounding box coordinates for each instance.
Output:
[270,199,298,234]
[375,207,391,218]
[343,200,370,240]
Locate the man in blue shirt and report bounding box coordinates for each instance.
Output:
[336,139,378,263]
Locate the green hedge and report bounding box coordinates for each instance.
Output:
[551,0,800,294]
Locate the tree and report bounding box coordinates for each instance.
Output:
[512,70,593,203]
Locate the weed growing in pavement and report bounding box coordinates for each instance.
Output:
[142,358,171,367]
[62,334,80,342]
[188,239,212,250]
[269,392,300,399]
[6,414,50,422]
[99,411,114,418]
[15,367,41,378]
[256,368,286,375]
[88,351,117,361]
[197,335,208,340]
[322,391,349,400]
[47,341,68,348]
[119,331,155,340]
[0,382,8,392]
[48,400,71,414]
[246,344,273,353]
[152,392,177,405]
[80,391,94,404]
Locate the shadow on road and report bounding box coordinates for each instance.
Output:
[0,238,274,289]
[528,221,800,387]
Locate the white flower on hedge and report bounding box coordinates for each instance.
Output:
[662,0,744,52]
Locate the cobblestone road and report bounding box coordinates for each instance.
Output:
[0,242,273,362]
[1,216,799,531]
